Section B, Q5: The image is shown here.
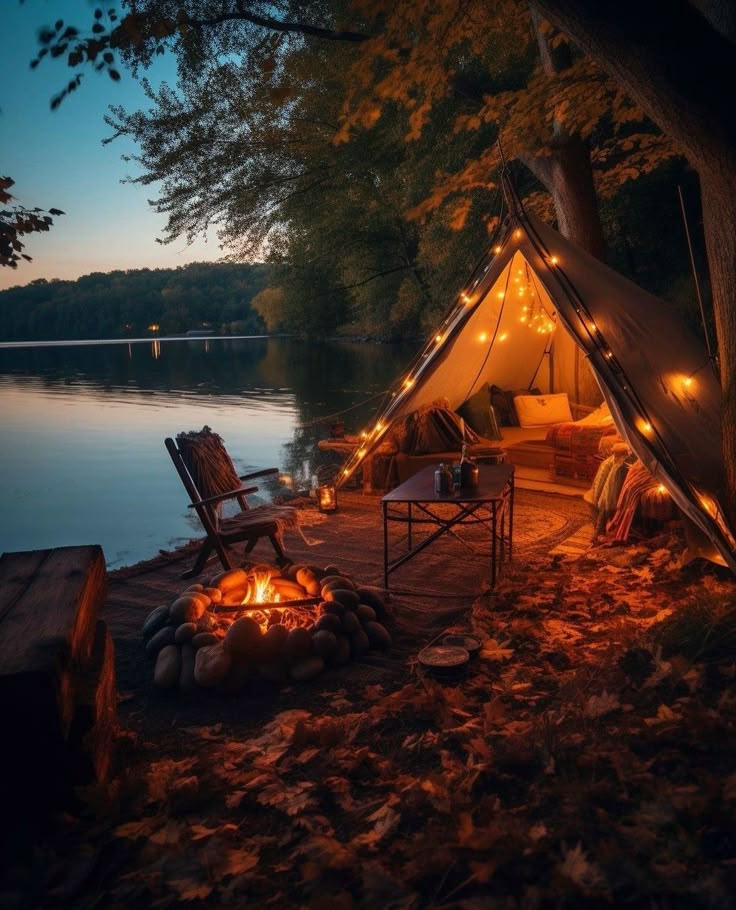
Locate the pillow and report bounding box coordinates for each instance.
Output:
[514,392,573,427]
[457,385,502,440]
[576,404,615,427]
[506,387,541,426]
[490,385,513,426]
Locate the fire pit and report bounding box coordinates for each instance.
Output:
[142,563,390,693]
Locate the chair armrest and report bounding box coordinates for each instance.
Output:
[239,467,280,481]
[188,485,259,508]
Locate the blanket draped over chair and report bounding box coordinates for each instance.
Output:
[176,427,298,534]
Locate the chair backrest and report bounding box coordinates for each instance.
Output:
[175,427,241,501]
[165,428,240,533]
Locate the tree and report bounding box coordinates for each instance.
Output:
[0,176,64,268]
[527,0,736,529]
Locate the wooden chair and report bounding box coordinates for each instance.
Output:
[165,427,296,578]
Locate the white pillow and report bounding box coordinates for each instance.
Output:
[514,392,573,427]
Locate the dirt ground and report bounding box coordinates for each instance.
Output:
[4,492,736,909]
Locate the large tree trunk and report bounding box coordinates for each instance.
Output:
[520,11,605,404]
[530,0,736,525]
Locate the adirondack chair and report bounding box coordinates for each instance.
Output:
[165,427,296,578]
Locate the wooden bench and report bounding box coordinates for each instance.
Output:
[0,546,116,831]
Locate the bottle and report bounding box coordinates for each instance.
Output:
[434,463,453,494]
[460,443,479,488]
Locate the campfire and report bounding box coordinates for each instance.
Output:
[142,562,391,692]
[221,568,323,634]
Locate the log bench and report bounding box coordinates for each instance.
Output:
[0,545,116,834]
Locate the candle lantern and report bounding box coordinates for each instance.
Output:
[318,483,338,513]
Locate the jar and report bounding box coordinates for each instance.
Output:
[434,463,453,494]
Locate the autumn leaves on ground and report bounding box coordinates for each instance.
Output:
[9,533,736,909]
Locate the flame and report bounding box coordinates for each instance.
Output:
[247,570,281,605]
[230,569,321,633]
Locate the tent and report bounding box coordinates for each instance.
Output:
[337,203,736,573]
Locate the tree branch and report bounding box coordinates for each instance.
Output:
[186,7,371,43]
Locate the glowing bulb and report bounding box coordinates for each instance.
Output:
[550,255,559,265]
[343,468,350,476]
[494,245,502,254]
[604,350,614,360]
[478,332,488,343]
[520,316,527,323]
[517,269,523,275]
[360,431,367,439]
[497,292,505,300]
[435,334,443,343]
[587,321,597,333]
[498,332,508,341]
[514,229,522,239]
[683,376,693,388]
[403,378,414,388]
[657,484,667,494]
[637,419,652,435]
[461,292,472,304]
[357,448,365,457]
[375,422,384,432]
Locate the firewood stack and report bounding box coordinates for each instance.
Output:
[0,546,116,835]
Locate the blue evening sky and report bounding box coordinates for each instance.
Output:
[1,0,221,291]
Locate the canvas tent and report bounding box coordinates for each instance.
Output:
[337,205,736,573]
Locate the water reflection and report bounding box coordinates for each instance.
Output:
[0,337,415,566]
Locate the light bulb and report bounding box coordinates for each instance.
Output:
[494,245,502,254]
[550,255,558,265]
[478,332,488,343]
[498,332,508,342]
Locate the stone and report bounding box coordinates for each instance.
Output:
[154,645,181,688]
[142,605,171,639]
[194,643,231,688]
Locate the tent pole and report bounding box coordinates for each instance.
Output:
[677,185,715,367]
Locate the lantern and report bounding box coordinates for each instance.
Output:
[318,483,337,513]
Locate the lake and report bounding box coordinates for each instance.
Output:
[0,336,415,568]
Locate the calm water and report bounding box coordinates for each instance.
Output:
[0,336,414,567]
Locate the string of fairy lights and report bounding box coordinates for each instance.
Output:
[334,212,732,558]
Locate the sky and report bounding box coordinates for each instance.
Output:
[0,0,221,291]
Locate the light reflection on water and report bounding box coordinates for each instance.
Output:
[0,336,413,568]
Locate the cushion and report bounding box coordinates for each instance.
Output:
[490,385,513,426]
[514,392,573,427]
[413,406,476,454]
[457,385,502,441]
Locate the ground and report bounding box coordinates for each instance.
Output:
[3,492,736,908]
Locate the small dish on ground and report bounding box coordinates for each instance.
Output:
[418,644,470,675]
[440,633,482,656]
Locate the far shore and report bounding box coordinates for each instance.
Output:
[0,333,417,349]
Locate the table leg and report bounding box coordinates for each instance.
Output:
[382,501,389,589]
[509,475,514,562]
[491,500,497,587]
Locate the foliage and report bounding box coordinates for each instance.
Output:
[27,2,699,340]
[0,176,64,268]
[251,286,286,333]
[0,261,270,341]
[8,528,736,906]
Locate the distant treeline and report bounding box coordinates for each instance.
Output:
[0,262,272,341]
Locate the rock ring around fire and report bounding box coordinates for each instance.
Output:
[142,563,391,693]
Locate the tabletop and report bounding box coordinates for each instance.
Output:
[382,463,514,504]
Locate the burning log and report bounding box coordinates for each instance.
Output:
[142,562,391,693]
